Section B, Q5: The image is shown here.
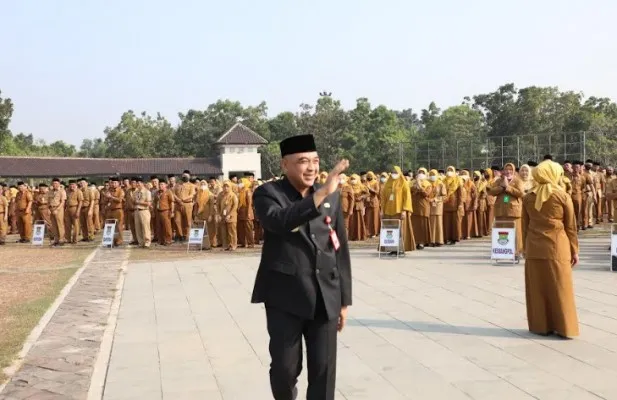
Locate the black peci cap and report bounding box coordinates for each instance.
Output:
[280,134,317,157]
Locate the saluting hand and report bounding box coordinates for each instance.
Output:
[322,159,350,195]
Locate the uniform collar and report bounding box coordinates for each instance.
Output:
[281,176,318,201]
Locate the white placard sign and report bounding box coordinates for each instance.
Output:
[188,228,205,245]
[380,228,401,247]
[491,227,516,260]
[32,223,46,246]
[102,223,116,246]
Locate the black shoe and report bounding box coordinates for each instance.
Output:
[417,244,424,250]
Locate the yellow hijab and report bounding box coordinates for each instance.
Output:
[383,166,412,213]
[366,171,379,191]
[238,178,251,208]
[416,167,432,189]
[319,172,328,184]
[485,168,494,185]
[531,161,564,211]
[444,165,460,195]
[350,174,365,195]
[475,171,488,192]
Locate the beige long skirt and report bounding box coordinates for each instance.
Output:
[412,215,430,245]
[429,215,443,245]
[525,258,579,337]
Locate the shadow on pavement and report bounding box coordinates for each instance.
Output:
[347,318,565,341]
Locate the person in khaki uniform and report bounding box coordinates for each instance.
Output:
[218,181,238,251]
[91,182,101,233]
[364,171,381,238]
[252,180,263,245]
[125,177,138,244]
[442,166,464,245]
[15,181,33,243]
[149,176,160,243]
[100,180,111,228]
[64,180,83,243]
[460,170,478,240]
[0,189,8,245]
[237,178,255,248]
[47,178,66,246]
[195,179,216,248]
[133,177,152,248]
[522,160,579,338]
[338,174,354,235]
[489,163,525,258]
[173,174,196,242]
[411,168,432,249]
[475,171,489,237]
[428,169,446,246]
[582,161,596,228]
[105,177,125,246]
[8,186,18,234]
[155,181,174,246]
[605,175,617,224]
[34,183,52,237]
[606,167,615,222]
[568,162,586,230]
[79,178,95,241]
[593,162,604,223]
[485,168,498,235]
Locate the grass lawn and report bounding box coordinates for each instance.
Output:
[0,247,91,384]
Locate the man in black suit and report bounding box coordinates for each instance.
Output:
[251,134,352,400]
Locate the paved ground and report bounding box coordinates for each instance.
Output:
[0,248,127,400]
[102,237,617,400]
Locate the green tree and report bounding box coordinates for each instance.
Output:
[104,111,176,158]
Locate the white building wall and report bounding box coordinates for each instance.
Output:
[219,145,262,179]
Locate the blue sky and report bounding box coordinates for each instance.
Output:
[2,0,616,146]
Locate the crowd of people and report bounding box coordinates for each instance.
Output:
[0,157,614,253]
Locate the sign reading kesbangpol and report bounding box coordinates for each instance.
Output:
[491,228,515,260]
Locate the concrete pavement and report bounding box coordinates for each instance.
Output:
[102,238,617,400]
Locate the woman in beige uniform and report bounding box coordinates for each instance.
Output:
[428,169,446,246]
[474,171,489,237]
[489,163,524,258]
[460,170,477,239]
[348,174,368,241]
[411,168,432,249]
[443,166,464,245]
[364,171,381,238]
[380,166,415,253]
[522,160,579,338]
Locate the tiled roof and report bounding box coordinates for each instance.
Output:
[0,156,222,178]
[216,122,268,145]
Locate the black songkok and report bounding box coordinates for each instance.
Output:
[279,134,317,157]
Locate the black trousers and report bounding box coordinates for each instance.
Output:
[266,302,338,400]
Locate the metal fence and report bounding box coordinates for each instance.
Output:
[396,132,593,172]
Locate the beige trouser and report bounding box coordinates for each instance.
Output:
[0,213,7,243]
[586,193,595,227]
[134,209,151,247]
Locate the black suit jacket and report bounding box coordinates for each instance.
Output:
[251,178,352,320]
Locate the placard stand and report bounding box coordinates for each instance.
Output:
[102,219,117,249]
[187,221,208,252]
[610,224,617,272]
[491,220,517,265]
[378,219,403,259]
[32,220,46,246]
